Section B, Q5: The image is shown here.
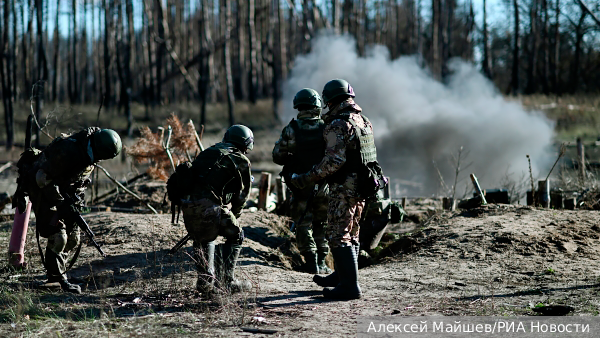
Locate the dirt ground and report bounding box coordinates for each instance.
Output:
[1,203,600,337]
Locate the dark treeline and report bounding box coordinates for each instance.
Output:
[0,0,599,150]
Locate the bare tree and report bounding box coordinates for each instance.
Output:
[248,0,258,104]
[0,0,15,149]
[224,0,236,126]
[482,0,493,78]
[510,0,521,95]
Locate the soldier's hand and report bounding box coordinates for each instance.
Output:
[290,173,310,190]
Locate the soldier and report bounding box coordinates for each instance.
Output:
[272,88,331,275]
[14,128,122,294]
[168,125,254,294]
[290,79,386,300]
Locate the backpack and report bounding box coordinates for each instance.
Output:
[13,147,42,211]
[166,162,193,206]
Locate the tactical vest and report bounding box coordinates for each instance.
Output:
[190,143,243,204]
[282,118,326,177]
[329,113,377,183]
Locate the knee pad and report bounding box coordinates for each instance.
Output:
[47,229,68,254]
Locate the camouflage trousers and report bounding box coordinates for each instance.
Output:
[31,193,80,282]
[289,184,329,255]
[182,198,242,244]
[326,183,365,249]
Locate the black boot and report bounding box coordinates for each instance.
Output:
[216,243,251,293]
[322,246,361,300]
[195,242,215,294]
[301,251,319,274]
[59,280,82,294]
[45,248,81,294]
[313,244,358,286]
[316,250,332,274]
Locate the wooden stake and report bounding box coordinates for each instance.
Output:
[257,172,271,210]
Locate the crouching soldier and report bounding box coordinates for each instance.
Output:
[14,128,122,294]
[272,88,331,274]
[168,125,254,294]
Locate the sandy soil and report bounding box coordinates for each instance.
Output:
[1,204,600,337]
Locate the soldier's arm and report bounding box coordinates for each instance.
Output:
[272,124,295,165]
[306,120,353,181]
[230,157,252,218]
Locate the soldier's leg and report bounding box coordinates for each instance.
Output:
[193,240,215,294]
[46,225,82,294]
[290,192,318,273]
[312,189,331,274]
[216,209,251,293]
[322,190,364,300]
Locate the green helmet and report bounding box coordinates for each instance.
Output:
[223,124,254,152]
[321,79,355,104]
[293,88,323,109]
[92,129,122,161]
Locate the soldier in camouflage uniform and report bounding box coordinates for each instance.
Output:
[272,88,331,275]
[171,125,253,294]
[290,79,380,300]
[15,128,122,294]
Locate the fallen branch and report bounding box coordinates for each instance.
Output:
[544,143,567,182]
[95,165,158,214]
[240,327,278,334]
[94,173,149,202]
[0,162,12,174]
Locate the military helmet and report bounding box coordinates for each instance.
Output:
[322,79,355,104]
[92,129,122,161]
[223,125,254,152]
[293,88,323,109]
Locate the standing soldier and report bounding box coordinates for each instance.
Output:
[168,125,254,294]
[290,79,386,300]
[272,88,331,274]
[14,128,122,294]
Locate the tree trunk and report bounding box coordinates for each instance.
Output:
[11,0,18,102]
[248,0,258,104]
[155,0,164,105]
[526,0,538,94]
[51,0,60,102]
[431,0,441,80]
[542,0,550,93]
[70,0,78,103]
[1,0,15,149]
[332,0,340,34]
[553,0,560,93]
[482,0,492,78]
[224,0,236,126]
[103,0,111,107]
[510,0,520,95]
[35,0,47,147]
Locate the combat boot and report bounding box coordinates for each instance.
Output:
[322,246,361,300]
[195,242,215,294]
[59,280,82,294]
[301,251,319,274]
[216,243,252,293]
[316,250,332,274]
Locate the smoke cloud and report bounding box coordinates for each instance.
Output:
[283,34,555,196]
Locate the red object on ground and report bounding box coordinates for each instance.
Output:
[9,201,32,269]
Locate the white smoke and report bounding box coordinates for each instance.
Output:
[283,34,555,196]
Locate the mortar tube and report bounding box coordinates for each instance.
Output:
[8,201,32,269]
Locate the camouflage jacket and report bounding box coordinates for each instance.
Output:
[305,99,374,195]
[28,127,100,205]
[189,142,252,218]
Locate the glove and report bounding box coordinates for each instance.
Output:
[290,173,311,190]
